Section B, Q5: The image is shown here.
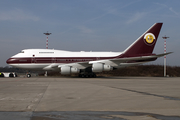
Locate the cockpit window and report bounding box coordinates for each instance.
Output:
[21,51,24,53]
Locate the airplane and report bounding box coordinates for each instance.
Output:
[6,23,172,78]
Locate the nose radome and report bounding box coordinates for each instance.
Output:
[6,58,15,64]
[6,58,11,64]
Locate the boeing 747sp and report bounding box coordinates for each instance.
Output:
[6,23,172,77]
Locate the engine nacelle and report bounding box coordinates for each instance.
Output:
[92,63,113,72]
[61,66,80,75]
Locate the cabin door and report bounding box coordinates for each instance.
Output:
[31,54,36,63]
[52,57,56,63]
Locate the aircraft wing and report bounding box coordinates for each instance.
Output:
[43,52,172,70]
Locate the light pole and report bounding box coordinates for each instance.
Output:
[43,32,52,49]
[43,31,52,77]
[162,36,169,77]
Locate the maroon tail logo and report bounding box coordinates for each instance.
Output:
[122,23,163,57]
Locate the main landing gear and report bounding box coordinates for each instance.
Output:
[78,72,96,78]
[78,67,97,78]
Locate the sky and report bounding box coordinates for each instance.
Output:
[0,0,180,67]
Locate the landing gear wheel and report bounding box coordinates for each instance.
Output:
[89,74,93,78]
[79,74,82,78]
[27,74,31,78]
[81,74,85,78]
[0,73,4,77]
[85,74,89,78]
[93,73,96,78]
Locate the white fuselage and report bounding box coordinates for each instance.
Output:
[7,49,123,70]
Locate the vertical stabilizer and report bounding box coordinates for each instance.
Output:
[122,23,163,57]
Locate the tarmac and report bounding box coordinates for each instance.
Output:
[0,76,180,120]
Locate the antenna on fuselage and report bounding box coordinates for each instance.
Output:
[43,31,52,49]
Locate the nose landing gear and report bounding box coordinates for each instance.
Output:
[26,73,31,78]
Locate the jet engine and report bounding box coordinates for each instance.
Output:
[61,66,80,75]
[92,63,113,72]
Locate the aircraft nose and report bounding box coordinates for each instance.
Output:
[6,58,16,64]
[6,58,11,64]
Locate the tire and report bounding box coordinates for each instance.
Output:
[89,74,93,78]
[0,73,4,77]
[27,74,31,78]
[79,74,82,77]
[81,74,85,78]
[9,73,14,77]
[15,73,18,77]
[93,73,97,78]
[85,74,89,78]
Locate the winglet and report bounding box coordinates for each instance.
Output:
[122,23,163,57]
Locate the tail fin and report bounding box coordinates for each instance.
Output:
[122,23,163,57]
